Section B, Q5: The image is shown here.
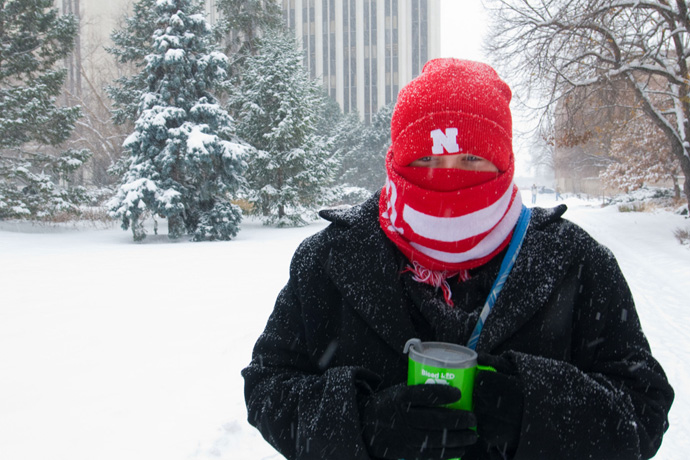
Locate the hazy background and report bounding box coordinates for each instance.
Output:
[439,1,535,179]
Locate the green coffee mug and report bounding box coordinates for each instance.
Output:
[403,338,479,411]
[403,338,494,460]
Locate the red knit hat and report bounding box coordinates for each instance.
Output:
[379,58,522,282]
[391,58,513,175]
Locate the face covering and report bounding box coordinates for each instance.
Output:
[377,58,520,303]
[379,148,522,273]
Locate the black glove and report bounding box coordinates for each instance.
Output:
[360,383,477,460]
[474,353,524,455]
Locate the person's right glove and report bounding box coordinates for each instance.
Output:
[474,353,524,456]
[360,383,478,460]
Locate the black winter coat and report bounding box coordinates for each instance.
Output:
[242,193,673,460]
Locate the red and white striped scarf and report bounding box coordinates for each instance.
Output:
[377,59,519,304]
[379,147,522,302]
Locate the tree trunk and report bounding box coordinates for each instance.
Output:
[670,173,681,200]
[277,166,284,219]
[168,214,185,239]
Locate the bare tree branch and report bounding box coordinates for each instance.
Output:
[485,0,690,204]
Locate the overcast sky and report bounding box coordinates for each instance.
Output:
[439,1,489,62]
[437,1,536,178]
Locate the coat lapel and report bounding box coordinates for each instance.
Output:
[321,199,575,356]
[321,201,418,355]
[476,206,575,352]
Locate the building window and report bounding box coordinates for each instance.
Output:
[279,0,435,122]
[412,0,419,76]
[364,0,371,123]
[420,0,428,66]
[342,0,357,114]
[321,0,337,92]
[204,0,216,25]
[411,0,428,77]
[61,0,82,99]
[309,0,316,77]
[363,0,379,123]
[385,0,399,105]
[284,0,296,30]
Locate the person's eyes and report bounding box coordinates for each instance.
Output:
[417,156,433,162]
[463,155,483,162]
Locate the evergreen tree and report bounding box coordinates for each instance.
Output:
[106,0,159,126]
[316,90,348,137]
[0,0,91,220]
[214,0,284,57]
[341,103,393,192]
[108,0,248,241]
[310,90,371,205]
[227,28,338,226]
[327,110,364,175]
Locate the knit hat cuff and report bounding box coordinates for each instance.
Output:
[392,111,512,172]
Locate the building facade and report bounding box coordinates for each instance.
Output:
[280,0,440,123]
[57,0,222,96]
[58,0,440,123]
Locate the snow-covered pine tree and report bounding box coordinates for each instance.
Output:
[108,0,248,241]
[341,103,393,192]
[227,28,339,226]
[318,101,370,198]
[0,0,91,220]
[106,0,159,126]
[214,0,283,58]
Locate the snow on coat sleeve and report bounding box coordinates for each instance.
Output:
[241,237,373,460]
[509,240,673,460]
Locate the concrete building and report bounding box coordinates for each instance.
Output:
[281,0,441,123]
[58,0,440,123]
[58,0,129,97]
[57,0,222,95]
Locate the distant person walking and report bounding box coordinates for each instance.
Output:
[531,183,537,204]
[556,186,562,201]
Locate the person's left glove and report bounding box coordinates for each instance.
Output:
[474,353,524,455]
[360,383,478,459]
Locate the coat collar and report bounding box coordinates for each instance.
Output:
[320,196,574,354]
[320,194,418,354]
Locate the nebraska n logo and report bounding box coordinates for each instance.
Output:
[430,128,459,154]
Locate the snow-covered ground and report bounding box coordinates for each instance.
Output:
[0,191,688,460]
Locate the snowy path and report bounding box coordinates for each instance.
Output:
[0,193,688,459]
[561,198,690,460]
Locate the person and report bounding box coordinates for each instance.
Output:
[531,183,538,204]
[555,185,563,201]
[242,58,673,460]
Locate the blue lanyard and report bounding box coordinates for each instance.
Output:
[467,205,532,350]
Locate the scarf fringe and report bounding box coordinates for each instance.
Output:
[403,261,470,307]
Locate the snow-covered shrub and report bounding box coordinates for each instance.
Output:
[607,186,681,212]
[674,227,690,246]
